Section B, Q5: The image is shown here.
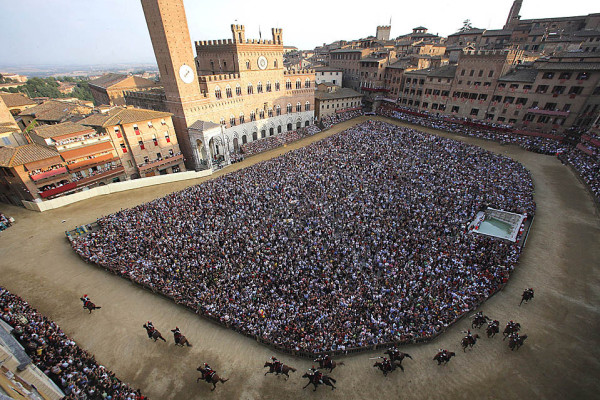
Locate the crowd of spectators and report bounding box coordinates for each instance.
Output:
[70,120,534,354]
[376,105,565,155]
[0,212,13,232]
[0,287,145,399]
[238,126,322,158]
[559,145,600,202]
[320,110,363,129]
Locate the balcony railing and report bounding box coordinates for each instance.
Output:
[39,182,77,198]
[138,154,184,172]
[30,166,68,182]
[527,108,570,117]
[67,154,118,172]
[75,166,125,187]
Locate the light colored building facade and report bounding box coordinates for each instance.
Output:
[139,0,316,170]
[314,67,343,86]
[314,83,363,120]
[79,107,185,178]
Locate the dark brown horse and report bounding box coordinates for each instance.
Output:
[373,359,402,375]
[509,334,528,351]
[433,351,455,365]
[171,328,191,347]
[519,288,534,306]
[472,314,490,329]
[383,349,413,364]
[264,361,296,379]
[80,298,101,314]
[142,324,166,342]
[461,333,480,351]
[196,366,229,391]
[314,356,345,373]
[486,320,500,338]
[302,372,336,391]
[503,322,521,340]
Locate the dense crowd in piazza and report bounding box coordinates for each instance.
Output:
[70,120,535,355]
[0,287,146,400]
[376,105,566,155]
[320,110,364,129]
[238,125,323,158]
[559,145,600,202]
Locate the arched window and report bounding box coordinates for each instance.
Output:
[250,110,256,121]
[286,79,291,90]
[295,79,301,89]
[305,78,311,88]
[266,81,272,92]
[276,105,281,116]
[214,86,222,99]
[277,125,282,133]
[230,115,236,126]
[275,81,280,91]
[257,82,263,93]
[259,110,265,119]
[246,60,250,69]
[252,131,257,140]
[226,85,232,98]
[268,108,273,117]
[286,103,292,114]
[247,83,253,95]
[236,84,242,96]
[239,112,245,124]
[269,127,274,136]
[296,102,301,112]
[220,117,225,125]
[305,101,310,111]
[261,129,266,138]
[274,60,278,68]
[242,135,247,144]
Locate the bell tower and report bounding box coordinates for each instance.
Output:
[504,0,523,29]
[140,0,207,168]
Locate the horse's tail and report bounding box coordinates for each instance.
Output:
[95,306,101,309]
[338,362,345,366]
[328,377,336,383]
[220,378,229,384]
[406,354,413,359]
[290,367,296,372]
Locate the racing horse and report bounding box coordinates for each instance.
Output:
[171,328,191,347]
[302,372,336,391]
[433,351,456,365]
[486,320,500,338]
[80,297,101,314]
[383,349,413,365]
[373,359,402,375]
[503,322,521,340]
[509,334,528,351]
[314,355,345,373]
[196,366,228,391]
[472,313,491,329]
[142,323,166,342]
[519,288,534,306]
[461,333,480,351]
[263,361,296,379]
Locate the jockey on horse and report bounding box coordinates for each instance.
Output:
[315,354,332,369]
[271,356,282,373]
[382,357,393,372]
[146,321,155,339]
[171,327,183,344]
[308,366,323,384]
[463,329,474,345]
[201,363,215,382]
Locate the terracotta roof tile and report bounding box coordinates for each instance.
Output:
[0,143,60,167]
[79,107,172,127]
[33,121,94,139]
[0,93,37,108]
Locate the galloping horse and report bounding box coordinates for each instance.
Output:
[503,322,521,340]
[314,355,344,373]
[263,361,296,379]
[486,320,500,338]
[509,334,528,351]
[373,359,402,375]
[302,372,336,391]
[142,324,166,342]
[171,328,191,347]
[519,288,534,306]
[472,314,490,329]
[80,297,101,314]
[383,349,413,364]
[461,333,480,351]
[196,366,229,391]
[433,351,455,365]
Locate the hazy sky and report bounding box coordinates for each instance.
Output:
[1,0,597,66]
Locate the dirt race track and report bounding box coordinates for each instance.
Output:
[1,117,599,400]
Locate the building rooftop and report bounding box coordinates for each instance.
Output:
[188,120,221,131]
[427,65,458,78]
[315,87,362,100]
[499,68,539,82]
[314,67,343,72]
[18,99,93,122]
[0,143,60,167]
[79,107,172,127]
[32,121,94,139]
[88,73,129,89]
[482,29,513,36]
[0,93,37,108]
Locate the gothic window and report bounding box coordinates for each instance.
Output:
[247,83,253,95]
[286,79,291,90]
[296,102,301,112]
[305,101,310,111]
[230,115,236,126]
[225,85,232,98]
[257,82,263,93]
[214,86,222,99]
[266,81,272,92]
[250,110,256,121]
[236,84,242,96]
[287,103,292,113]
[276,105,281,116]
[275,81,280,91]
[239,113,245,124]
[304,78,311,88]
[295,79,301,89]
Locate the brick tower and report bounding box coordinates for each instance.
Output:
[140,0,208,169]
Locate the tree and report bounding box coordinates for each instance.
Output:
[459,19,473,32]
